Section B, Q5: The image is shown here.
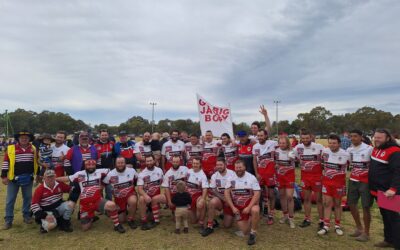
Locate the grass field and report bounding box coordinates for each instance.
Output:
[0,150,386,250]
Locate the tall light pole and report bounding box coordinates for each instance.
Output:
[149,102,157,133]
[273,100,281,136]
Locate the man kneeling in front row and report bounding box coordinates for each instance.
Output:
[56,159,125,233]
[224,160,261,246]
[31,169,74,233]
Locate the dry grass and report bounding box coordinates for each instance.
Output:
[0,150,385,250]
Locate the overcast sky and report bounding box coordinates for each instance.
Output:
[0,0,399,126]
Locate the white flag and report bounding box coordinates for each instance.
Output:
[196,94,233,138]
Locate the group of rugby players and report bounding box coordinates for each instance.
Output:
[6,107,399,248]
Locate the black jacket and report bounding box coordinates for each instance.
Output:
[369,141,400,195]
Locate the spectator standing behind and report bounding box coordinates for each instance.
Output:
[340,131,351,150]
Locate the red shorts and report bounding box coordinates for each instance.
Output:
[322,183,346,199]
[300,176,322,192]
[80,198,106,222]
[115,193,136,213]
[260,174,276,188]
[202,161,216,179]
[189,192,202,211]
[277,174,295,189]
[203,168,215,179]
[54,165,65,177]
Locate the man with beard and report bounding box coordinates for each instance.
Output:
[201,158,236,237]
[50,131,70,177]
[293,130,325,229]
[252,129,277,224]
[180,131,190,143]
[184,134,203,169]
[103,156,138,229]
[347,129,373,242]
[201,130,221,179]
[137,155,165,230]
[56,159,126,233]
[225,160,261,246]
[64,131,98,175]
[186,158,208,227]
[114,131,137,169]
[318,134,350,236]
[249,105,272,143]
[162,156,189,213]
[237,131,256,175]
[135,132,153,170]
[161,130,185,172]
[369,129,400,249]
[220,133,238,171]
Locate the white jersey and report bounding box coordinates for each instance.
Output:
[68,169,109,202]
[252,140,277,168]
[322,148,350,184]
[202,140,221,158]
[184,142,203,167]
[186,169,209,196]
[274,148,296,176]
[226,172,261,208]
[249,135,259,143]
[347,143,373,183]
[209,169,236,196]
[162,166,189,195]
[137,167,164,197]
[293,142,324,177]
[221,143,239,167]
[134,142,152,157]
[161,140,185,164]
[103,168,138,198]
[51,144,70,167]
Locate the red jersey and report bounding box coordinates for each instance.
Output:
[202,140,221,175]
[161,140,185,171]
[31,181,71,214]
[294,142,324,179]
[252,140,277,176]
[221,143,239,171]
[184,142,203,169]
[137,167,164,197]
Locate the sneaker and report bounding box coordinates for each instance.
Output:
[289,219,296,229]
[279,216,289,224]
[317,226,329,236]
[334,226,344,236]
[23,217,33,224]
[299,219,311,228]
[248,232,256,246]
[141,222,152,231]
[266,216,274,225]
[40,226,48,234]
[150,221,160,228]
[114,224,126,233]
[235,230,245,237]
[355,233,369,242]
[201,227,214,237]
[373,241,394,248]
[92,216,100,223]
[318,221,324,231]
[183,227,189,234]
[3,222,12,230]
[127,220,137,230]
[175,229,180,234]
[349,229,362,237]
[213,219,219,228]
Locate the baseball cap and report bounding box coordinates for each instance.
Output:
[119,130,128,136]
[237,130,248,137]
[44,169,56,177]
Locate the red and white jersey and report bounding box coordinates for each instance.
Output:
[186,168,209,196]
[202,140,221,161]
[68,169,109,204]
[252,140,277,174]
[294,142,324,178]
[31,181,71,213]
[274,148,295,176]
[135,142,152,158]
[226,172,261,208]
[162,166,189,195]
[347,143,373,183]
[137,167,164,197]
[184,142,203,168]
[51,144,70,168]
[103,168,138,199]
[209,169,236,196]
[322,148,350,185]
[162,140,185,169]
[221,143,239,169]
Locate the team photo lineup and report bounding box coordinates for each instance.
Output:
[1,106,399,249]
